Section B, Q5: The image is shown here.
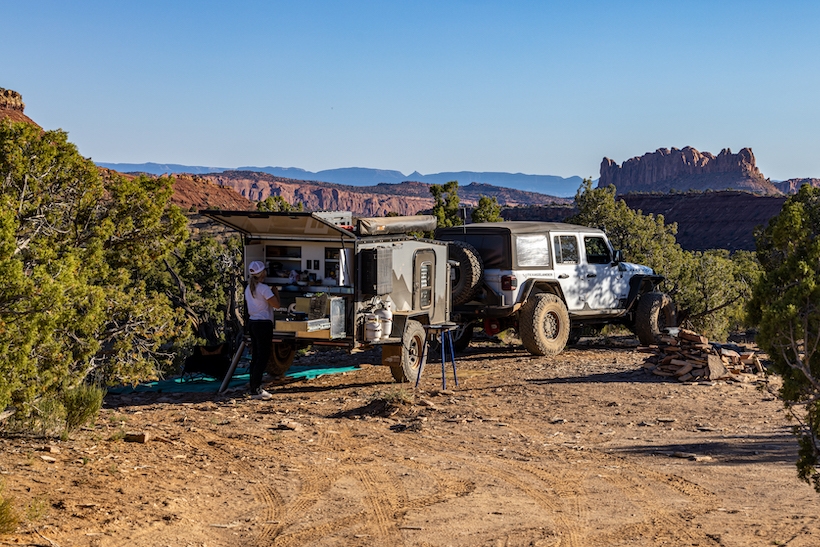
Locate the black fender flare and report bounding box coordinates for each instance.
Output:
[625,274,665,312]
[517,278,566,307]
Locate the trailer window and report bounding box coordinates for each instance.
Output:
[515,234,550,267]
[554,235,579,264]
[419,262,433,308]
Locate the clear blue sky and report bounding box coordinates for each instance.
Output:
[4,0,819,181]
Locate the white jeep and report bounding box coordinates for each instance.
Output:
[436,222,676,355]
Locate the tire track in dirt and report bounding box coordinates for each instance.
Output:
[472,419,718,545]
[352,467,406,543]
[258,427,476,545]
[399,416,719,547]
[394,432,589,546]
[183,431,287,545]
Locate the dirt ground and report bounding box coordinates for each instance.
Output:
[2,336,820,547]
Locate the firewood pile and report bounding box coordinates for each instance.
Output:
[640,328,765,382]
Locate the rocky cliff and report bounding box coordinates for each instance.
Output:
[599,146,779,194]
[199,171,569,217]
[0,87,40,127]
[773,178,820,194]
[500,191,786,252]
[168,174,255,211]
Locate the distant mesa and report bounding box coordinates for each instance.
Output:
[599,146,780,194]
[773,177,820,194]
[0,87,40,127]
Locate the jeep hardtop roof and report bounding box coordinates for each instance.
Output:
[436,221,606,237]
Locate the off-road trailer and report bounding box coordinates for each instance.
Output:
[203,210,450,382]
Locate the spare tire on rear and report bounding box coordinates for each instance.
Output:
[448,240,484,306]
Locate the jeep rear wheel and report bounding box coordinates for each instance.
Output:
[449,241,484,306]
[519,293,570,356]
[634,292,676,345]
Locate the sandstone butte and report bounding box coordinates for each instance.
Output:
[599,146,820,195]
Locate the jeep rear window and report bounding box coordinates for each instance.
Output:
[454,234,508,269]
[514,234,551,267]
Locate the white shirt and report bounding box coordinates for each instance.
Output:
[245,283,275,322]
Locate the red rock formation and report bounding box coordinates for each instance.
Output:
[0,88,41,127]
[599,146,779,194]
[773,178,820,194]
[201,171,569,217]
[169,174,255,211]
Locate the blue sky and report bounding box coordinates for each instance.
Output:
[4,1,819,181]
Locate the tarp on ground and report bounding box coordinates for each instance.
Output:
[108,363,359,394]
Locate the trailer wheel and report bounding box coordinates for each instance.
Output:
[449,241,484,306]
[395,319,427,383]
[267,341,297,378]
[453,322,473,352]
[634,292,676,345]
[518,293,570,356]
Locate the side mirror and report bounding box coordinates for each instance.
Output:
[613,250,624,263]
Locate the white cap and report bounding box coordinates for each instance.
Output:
[248,261,266,275]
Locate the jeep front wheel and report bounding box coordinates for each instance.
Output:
[634,292,676,345]
[519,293,570,356]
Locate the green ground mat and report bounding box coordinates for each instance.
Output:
[108,362,359,394]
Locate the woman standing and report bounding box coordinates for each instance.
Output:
[245,261,281,399]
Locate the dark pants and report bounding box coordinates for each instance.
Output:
[249,320,273,392]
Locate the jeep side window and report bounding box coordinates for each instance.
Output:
[583,236,611,264]
[554,235,579,264]
[515,234,550,267]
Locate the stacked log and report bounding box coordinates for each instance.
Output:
[640,329,764,382]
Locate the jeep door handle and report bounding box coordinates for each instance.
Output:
[558,274,569,279]
[586,273,597,278]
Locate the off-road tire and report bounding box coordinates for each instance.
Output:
[267,341,297,377]
[396,319,427,383]
[518,293,570,356]
[453,322,473,352]
[634,292,676,345]
[449,241,484,306]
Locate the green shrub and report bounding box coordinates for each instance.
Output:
[61,384,106,436]
[0,482,18,535]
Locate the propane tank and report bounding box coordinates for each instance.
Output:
[375,301,393,339]
[364,313,382,342]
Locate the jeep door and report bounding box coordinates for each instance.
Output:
[551,233,586,311]
[580,234,628,310]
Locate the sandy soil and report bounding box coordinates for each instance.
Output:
[2,337,819,547]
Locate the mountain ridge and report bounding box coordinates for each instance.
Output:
[95,162,585,197]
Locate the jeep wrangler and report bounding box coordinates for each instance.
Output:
[436,222,676,355]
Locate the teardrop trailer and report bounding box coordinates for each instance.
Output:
[202,210,451,383]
